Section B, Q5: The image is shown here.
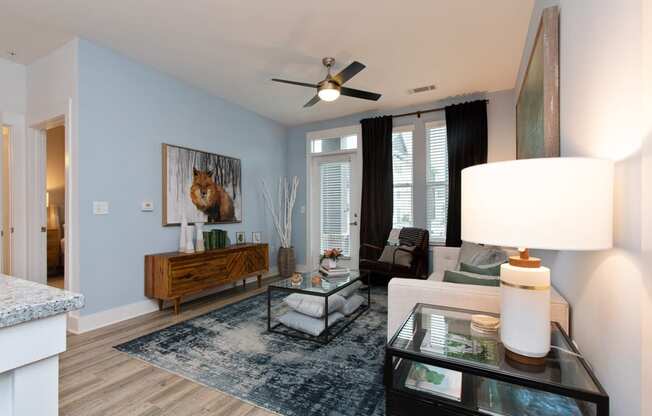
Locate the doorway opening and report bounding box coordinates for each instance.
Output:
[45,125,65,288]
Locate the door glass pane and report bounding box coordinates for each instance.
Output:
[319,160,351,257]
[312,135,358,153]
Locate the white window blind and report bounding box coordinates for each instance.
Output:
[319,160,351,256]
[426,121,449,244]
[392,127,414,228]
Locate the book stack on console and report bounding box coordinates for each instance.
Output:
[319,266,350,277]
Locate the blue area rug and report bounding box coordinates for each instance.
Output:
[115,288,387,416]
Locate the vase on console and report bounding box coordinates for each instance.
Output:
[277,247,296,278]
[195,222,205,252]
[261,176,300,278]
[179,212,188,252]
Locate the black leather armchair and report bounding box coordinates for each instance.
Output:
[359,227,430,282]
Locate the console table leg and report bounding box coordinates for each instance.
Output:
[257,274,262,288]
[173,298,181,315]
[158,299,163,311]
[242,279,246,288]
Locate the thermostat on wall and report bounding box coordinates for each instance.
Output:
[141,201,154,212]
[93,201,109,215]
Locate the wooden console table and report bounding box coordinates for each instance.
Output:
[145,243,269,314]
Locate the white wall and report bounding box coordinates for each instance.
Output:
[26,39,78,125]
[518,1,649,414]
[486,89,516,161]
[25,39,80,301]
[0,57,26,114]
[641,2,651,415]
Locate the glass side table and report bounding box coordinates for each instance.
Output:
[385,303,609,416]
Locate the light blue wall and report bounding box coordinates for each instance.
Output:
[77,39,287,315]
[288,91,515,267]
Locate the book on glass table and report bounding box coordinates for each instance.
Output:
[319,266,350,277]
[404,362,462,402]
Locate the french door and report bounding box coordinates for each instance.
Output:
[310,152,361,270]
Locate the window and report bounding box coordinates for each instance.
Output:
[311,135,357,153]
[426,121,448,244]
[392,127,414,228]
[319,160,352,257]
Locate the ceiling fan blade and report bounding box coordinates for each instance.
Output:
[271,78,319,88]
[340,87,381,101]
[333,61,366,85]
[303,95,321,107]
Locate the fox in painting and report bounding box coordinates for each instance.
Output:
[190,168,235,222]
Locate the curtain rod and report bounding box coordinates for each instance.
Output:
[391,99,489,119]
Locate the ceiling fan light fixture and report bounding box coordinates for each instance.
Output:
[318,81,341,102]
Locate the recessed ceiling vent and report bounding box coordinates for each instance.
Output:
[407,84,436,94]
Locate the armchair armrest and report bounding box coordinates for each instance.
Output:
[361,243,384,252]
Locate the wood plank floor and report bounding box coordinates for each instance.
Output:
[60,279,279,416]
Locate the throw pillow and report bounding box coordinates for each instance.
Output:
[342,294,366,316]
[284,293,346,318]
[443,270,500,287]
[460,261,503,276]
[278,311,344,336]
[470,247,508,266]
[337,281,363,298]
[378,245,415,267]
[457,242,487,269]
[457,242,508,269]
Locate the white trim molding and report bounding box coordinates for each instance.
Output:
[305,124,362,271]
[68,267,280,334]
[67,299,159,334]
[0,112,27,280]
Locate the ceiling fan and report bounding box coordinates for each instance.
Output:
[271,57,382,107]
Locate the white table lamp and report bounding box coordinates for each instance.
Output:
[461,158,613,363]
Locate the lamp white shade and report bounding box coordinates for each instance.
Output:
[461,157,613,250]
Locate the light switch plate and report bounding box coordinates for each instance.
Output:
[141,201,154,211]
[93,201,109,215]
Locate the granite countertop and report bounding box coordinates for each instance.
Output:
[0,275,84,329]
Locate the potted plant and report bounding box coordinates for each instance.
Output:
[320,248,343,270]
[261,177,300,277]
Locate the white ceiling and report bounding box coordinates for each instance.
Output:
[0,0,533,126]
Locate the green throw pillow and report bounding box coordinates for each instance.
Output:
[460,261,502,276]
[443,270,500,287]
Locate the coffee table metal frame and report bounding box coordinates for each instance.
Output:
[267,272,371,345]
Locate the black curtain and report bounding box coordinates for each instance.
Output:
[445,100,488,247]
[360,116,393,260]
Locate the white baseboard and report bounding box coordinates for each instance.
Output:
[67,299,158,334]
[67,267,279,334]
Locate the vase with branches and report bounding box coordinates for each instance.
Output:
[261,176,300,277]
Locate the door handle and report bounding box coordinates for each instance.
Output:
[349,221,358,226]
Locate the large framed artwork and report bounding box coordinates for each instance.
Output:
[162,144,242,225]
[516,6,559,159]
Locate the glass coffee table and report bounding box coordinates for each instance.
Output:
[267,270,370,344]
[385,303,609,415]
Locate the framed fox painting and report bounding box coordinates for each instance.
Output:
[162,144,242,225]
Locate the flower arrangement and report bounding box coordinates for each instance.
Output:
[320,248,343,262]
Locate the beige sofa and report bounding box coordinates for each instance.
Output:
[387,246,570,339]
